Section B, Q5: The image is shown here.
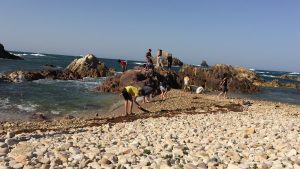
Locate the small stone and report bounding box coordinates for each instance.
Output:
[184,163,197,169]
[5,138,17,146]
[227,164,240,169]
[6,132,14,139]
[69,147,81,155]
[88,162,101,169]
[99,157,112,166]
[286,149,297,158]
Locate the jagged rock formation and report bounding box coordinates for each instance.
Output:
[179,64,261,93]
[153,50,183,66]
[65,54,108,78]
[0,54,111,82]
[254,79,300,89]
[200,60,209,68]
[96,67,180,93]
[0,43,23,60]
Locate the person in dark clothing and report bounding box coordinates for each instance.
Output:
[218,73,229,99]
[138,85,154,103]
[167,54,173,69]
[145,49,152,63]
[118,59,127,72]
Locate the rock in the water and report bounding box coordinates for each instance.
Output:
[0,43,24,60]
[180,64,261,93]
[65,54,109,78]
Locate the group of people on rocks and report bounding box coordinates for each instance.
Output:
[119,48,230,116]
[119,48,172,115]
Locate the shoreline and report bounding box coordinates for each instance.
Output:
[1,89,299,137]
[1,90,300,168]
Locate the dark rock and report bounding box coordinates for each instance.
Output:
[0,43,24,60]
[31,113,48,121]
[179,64,261,93]
[200,60,209,68]
[1,53,113,82]
[96,67,180,93]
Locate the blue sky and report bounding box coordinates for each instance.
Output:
[0,0,299,72]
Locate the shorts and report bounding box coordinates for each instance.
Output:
[223,86,228,92]
[122,91,132,100]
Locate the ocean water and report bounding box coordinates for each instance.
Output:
[0,52,151,121]
[0,52,300,121]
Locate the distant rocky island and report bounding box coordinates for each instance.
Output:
[0,43,23,60]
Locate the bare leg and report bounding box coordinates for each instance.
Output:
[163,91,167,99]
[218,92,224,99]
[145,95,150,102]
[128,100,133,114]
[124,100,128,115]
[224,92,228,99]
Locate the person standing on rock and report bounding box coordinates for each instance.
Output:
[167,53,173,69]
[218,73,229,99]
[118,59,127,72]
[145,49,153,63]
[157,52,164,68]
[121,86,142,115]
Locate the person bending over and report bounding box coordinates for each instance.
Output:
[121,86,142,115]
[138,85,154,103]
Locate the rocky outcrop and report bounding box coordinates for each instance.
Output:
[153,50,183,66]
[65,54,109,78]
[179,64,261,93]
[274,74,300,82]
[96,67,180,93]
[254,79,300,89]
[1,54,112,82]
[0,43,23,60]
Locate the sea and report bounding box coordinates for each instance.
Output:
[0,51,299,121]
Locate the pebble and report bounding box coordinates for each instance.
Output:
[0,91,300,168]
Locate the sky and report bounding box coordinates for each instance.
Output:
[0,0,299,72]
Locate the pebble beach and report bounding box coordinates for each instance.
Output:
[1,90,300,169]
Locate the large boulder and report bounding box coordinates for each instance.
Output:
[96,67,180,93]
[0,43,24,60]
[179,64,261,93]
[153,50,183,66]
[1,54,112,82]
[65,54,108,78]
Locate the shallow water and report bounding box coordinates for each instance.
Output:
[0,52,299,121]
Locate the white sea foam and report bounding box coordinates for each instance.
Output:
[30,53,46,57]
[249,68,255,71]
[134,62,146,65]
[51,110,61,115]
[17,103,38,112]
[261,74,275,78]
[289,72,300,75]
[0,97,11,109]
[256,71,269,74]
